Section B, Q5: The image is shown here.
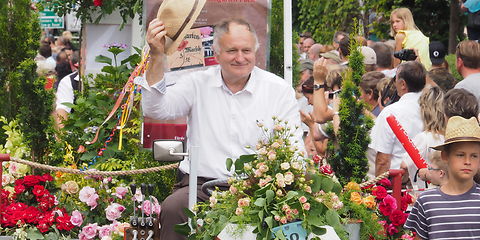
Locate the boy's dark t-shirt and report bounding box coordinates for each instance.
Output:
[405,184,480,239]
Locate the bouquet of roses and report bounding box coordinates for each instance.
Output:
[0,173,77,239]
[180,118,348,240]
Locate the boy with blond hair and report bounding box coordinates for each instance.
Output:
[405,116,480,239]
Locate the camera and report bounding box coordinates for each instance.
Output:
[393,49,417,61]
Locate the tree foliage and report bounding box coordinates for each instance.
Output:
[0,0,54,163]
[297,0,459,46]
[327,27,374,185]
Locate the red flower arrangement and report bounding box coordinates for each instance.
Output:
[0,174,76,234]
[369,179,414,239]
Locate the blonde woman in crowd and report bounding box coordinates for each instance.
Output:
[402,86,446,189]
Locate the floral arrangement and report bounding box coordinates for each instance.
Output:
[340,179,415,240]
[0,173,77,239]
[180,118,347,239]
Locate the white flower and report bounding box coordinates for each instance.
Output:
[280,162,290,170]
[275,173,286,188]
[284,172,294,185]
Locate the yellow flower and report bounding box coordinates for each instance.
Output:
[346,182,361,191]
[61,180,79,194]
[350,191,363,205]
[362,195,376,209]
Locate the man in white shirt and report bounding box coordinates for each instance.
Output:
[369,61,426,176]
[142,18,303,239]
[53,51,79,129]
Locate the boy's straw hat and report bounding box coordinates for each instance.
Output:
[156,0,206,55]
[432,116,480,151]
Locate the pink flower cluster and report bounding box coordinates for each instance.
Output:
[79,186,99,210]
[79,222,130,240]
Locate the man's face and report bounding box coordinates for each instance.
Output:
[444,142,480,183]
[333,34,344,49]
[215,23,256,83]
[302,38,314,53]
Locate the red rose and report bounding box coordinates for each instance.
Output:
[56,214,74,231]
[312,155,321,164]
[33,185,48,197]
[14,179,24,186]
[23,206,40,224]
[0,189,11,203]
[385,223,399,236]
[389,209,409,226]
[377,178,392,188]
[93,0,102,6]
[401,193,413,211]
[379,195,397,216]
[14,184,26,195]
[320,164,334,175]
[36,222,50,233]
[41,173,53,182]
[372,186,387,200]
[22,175,41,187]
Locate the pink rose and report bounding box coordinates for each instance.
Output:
[379,195,397,216]
[105,203,125,221]
[86,194,99,210]
[98,225,113,238]
[70,210,83,226]
[79,187,99,209]
[81,223,98,239]
[114,187,128,199]
[142,200,153,215]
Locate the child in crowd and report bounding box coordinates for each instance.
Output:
[390,8,432,70]
[405,116,480,239]
[424,151,448,186]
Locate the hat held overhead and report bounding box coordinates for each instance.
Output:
[432,116,480,151]
[156,0,206,55]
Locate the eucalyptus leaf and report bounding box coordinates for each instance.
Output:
[266,189,275,204]
[325,209,341,227]
[226,158,233,171]
[254,198,266,207]
[311,225,327,236]
[265,216,273,228]
[26,228,44,240]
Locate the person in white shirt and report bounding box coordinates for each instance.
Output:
[369,61,426,176]
[53,51,79,129]
[142,18,304,239]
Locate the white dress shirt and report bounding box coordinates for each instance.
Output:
[140,65,304,179]
[369,92,424,170]
[55,71,79,113]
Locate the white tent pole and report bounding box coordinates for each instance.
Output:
[283,0,293,85]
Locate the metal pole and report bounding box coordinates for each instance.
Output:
[188,146,199,211]
[283,0,293,85]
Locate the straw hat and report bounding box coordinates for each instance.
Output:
[432,116,480,150]
[156,0,206,55]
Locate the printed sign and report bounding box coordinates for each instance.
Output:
[39,10,64,29]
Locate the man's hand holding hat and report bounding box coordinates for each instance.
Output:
[146,19,167,56]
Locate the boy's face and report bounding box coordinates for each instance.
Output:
[444,142,480,182]
[427,163,444,186]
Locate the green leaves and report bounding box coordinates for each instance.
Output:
[226,158,233,171]
[233,154,255,174]
[95,55,112,65]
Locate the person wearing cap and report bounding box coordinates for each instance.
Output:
[369,61,426,176]
[405,116,480,240]
[142,11,304,239]
[360,46,377,72]
[454,40,480,107]
[429,41,448,70]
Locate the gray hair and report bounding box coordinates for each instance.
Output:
[212,18,260,53]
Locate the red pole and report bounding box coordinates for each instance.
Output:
[0,154,11,206]
[389,169,405,210]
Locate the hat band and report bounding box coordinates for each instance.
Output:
[444,136,480,144]
[171,0,199,42]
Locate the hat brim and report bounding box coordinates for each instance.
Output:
[431,137,480,151]
[158,0,206,55]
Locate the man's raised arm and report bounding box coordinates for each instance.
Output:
[145,19,168,86]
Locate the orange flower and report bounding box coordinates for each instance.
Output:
[346,182,361,191]
[362,195,376,209]
[350,191,363,205]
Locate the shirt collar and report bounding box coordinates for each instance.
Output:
[399,91,421,101]
[212,66,258,95]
